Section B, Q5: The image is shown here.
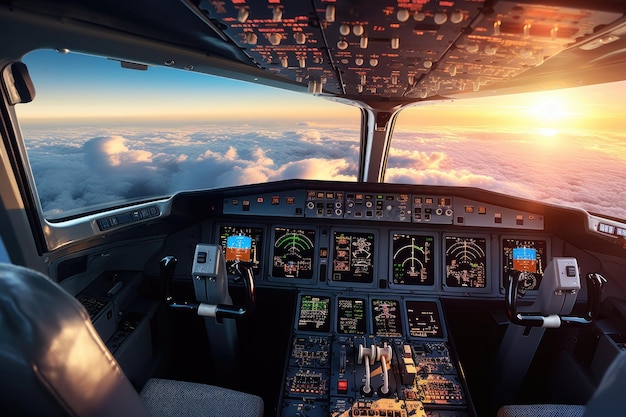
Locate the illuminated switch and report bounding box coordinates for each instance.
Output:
[337,379,348,394]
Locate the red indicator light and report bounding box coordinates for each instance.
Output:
[337,379,348,394]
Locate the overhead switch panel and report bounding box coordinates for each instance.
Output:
[192,0,623,100]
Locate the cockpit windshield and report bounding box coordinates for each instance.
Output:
[17,50,360,219]
[390,96,626,219]
[16,49,626,220]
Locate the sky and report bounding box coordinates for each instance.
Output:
[18,50,356,124]
[15,49,626,220]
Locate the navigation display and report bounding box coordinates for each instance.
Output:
[392,233,435,285]
[445,236,487,288]
[372,299,402,337]
[337,297,367,335]
[219,226,263,275]
[406,300,444,338]
[272,227,316,279]
[502,238,547,291]
[331,231,375,283]
[297,294,331,332]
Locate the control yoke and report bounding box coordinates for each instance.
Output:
[159,244,256,320]
[505,257,606,328]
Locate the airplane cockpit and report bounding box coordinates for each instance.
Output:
[2,1,626,416]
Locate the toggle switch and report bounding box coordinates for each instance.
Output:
[237,7,249,23]
[272,6,283,22]
[325,5,335,22]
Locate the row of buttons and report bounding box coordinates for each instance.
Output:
[97,205,160,231]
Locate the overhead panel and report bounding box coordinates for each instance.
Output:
[407,2,624,98]
[317,0,484,98]
[196,0,342,94]
[191,1,623,100]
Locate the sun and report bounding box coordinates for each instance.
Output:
[537,127,559,137]
[524,96,574,124]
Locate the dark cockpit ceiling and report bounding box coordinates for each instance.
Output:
[7,0,626,105]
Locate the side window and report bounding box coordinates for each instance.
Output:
[16,50,361,220]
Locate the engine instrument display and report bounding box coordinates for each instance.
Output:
[336,296,366,335]
[392,233,435,285]
[219,226,263,275]
[331,231,375,283]
[372,299,402,337]
[502,238,547,291]
[297,294,331,332]
[272,227,316,279]
[445,236,487,288]
[406,300,444,338]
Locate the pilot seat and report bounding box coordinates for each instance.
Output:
[0,262,264,417]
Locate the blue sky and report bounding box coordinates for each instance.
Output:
[20,50,357,124]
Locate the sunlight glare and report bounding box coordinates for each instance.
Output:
[537,127,559,137]
[524,96,573,125]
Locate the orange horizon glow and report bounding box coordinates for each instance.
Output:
[398,81,626,132]
[19,82,626,134]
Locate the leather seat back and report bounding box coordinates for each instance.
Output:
[0,263,150,417]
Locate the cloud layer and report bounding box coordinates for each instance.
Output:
[22,123,626,220]
[23,123,359,216]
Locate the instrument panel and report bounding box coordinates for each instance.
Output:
[214,186,555,297]
[295,293,446,340]
[208,184,576,417]
[281,293,465,417]
[271,226,317,280]
[218,221,551,298]
[391,233,435,286]
[444,235,488,291]
[330,230,376,285]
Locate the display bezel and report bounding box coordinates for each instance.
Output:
[215,223,266,279]
[370,297,404,338]
[500,235,551,294]
[442,233,492,294]
[294,292,332,334]
[327,227,378,288]
[334,293,369,335]
[268,224,319,285]
[388,230,439,291]
[404,298,447,340]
